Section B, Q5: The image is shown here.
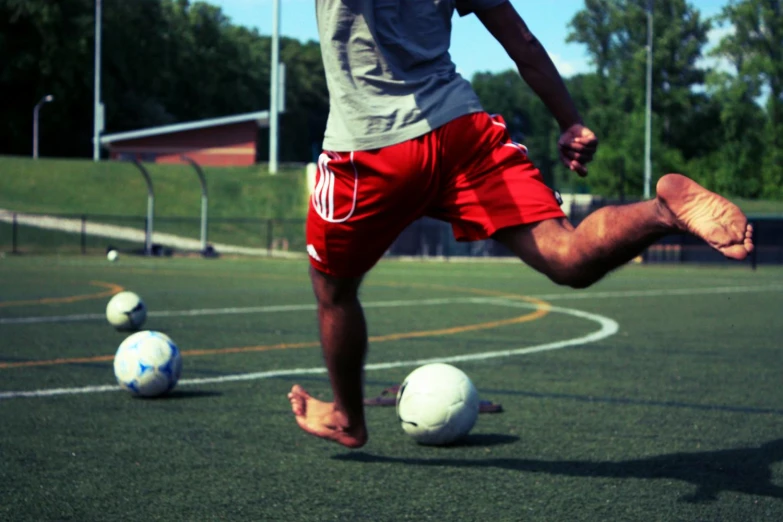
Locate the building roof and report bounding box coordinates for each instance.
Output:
[100,110,270,145]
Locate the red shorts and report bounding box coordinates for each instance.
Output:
[306,112,565,277]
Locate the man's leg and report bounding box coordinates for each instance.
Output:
[494,174,754,288]
[288,267,369,448]
[288,141,441,447]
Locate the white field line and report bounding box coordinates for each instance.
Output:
[0,299,618,400]
[2,284,781,326]
[531,284,783,301]
[0,297,489,325]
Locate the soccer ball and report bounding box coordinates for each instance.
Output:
[396,363,480,446]
[113,330,182,397]
[107,249,119,262]
[106,291,146,330]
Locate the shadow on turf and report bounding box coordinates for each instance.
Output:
[335,438,783,503]
[444,434,520,448]
[140,390,223,400]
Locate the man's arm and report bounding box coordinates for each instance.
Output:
[475,2,580,131]
[474,1,597,175]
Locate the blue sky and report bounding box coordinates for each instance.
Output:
[207,0,731,78]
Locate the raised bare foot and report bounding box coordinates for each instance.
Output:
[287,384,368,448]
[656,174,754,260]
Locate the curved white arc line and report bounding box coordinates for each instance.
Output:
[0,300,618,399]
[3,284,781,325]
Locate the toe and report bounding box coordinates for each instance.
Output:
[723,244,750,261]
[290,384,309,398]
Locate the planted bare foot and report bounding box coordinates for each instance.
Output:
[287,384,368,448]
[656,174,754,260]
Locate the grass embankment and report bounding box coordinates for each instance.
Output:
[0,156,309,253]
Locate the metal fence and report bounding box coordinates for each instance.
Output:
[2,207,782,266]
[568,199,783,267]
[0,211,306,257]
[387,206,783,267]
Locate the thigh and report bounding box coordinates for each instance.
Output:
[306,141,437,278]
[430,112,566,242]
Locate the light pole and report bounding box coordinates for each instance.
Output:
[32,94,54,159]
[93,0,103,161]
[269,0,280,174]
[643,0,654,199]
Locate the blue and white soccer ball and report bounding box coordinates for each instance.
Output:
[396,363,480,446]
[113,330,182,397]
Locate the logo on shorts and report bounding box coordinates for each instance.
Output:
[307,244,322,262]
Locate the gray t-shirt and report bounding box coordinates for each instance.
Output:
[317,0,507,151]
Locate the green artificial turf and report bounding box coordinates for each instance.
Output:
[1,255,782,521]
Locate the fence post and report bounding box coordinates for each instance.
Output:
[81,215,87,255]
[12,212,18,254]
[750,220,757,271]
[128,159,154,255]
[267,219,274,257]
[180,155,209,254]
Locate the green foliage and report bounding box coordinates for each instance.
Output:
[0,0,328,161]
[1,0,781,200]
[548,0,781,200]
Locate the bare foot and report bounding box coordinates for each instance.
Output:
[656,174,754,260]
[287,385,368,448]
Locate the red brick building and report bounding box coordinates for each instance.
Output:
[99,111,269,167]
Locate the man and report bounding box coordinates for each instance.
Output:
[288,0,754,448]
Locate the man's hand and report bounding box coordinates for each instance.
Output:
[558,124,598,177]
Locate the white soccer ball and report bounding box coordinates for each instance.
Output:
[113,330,182,397]
[107,249,119,262]
[106,291,146,330]
[396,363,480,446]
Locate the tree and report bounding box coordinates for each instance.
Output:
[0,0,329,162]
[712,0,783,198]
[567,0,714,197]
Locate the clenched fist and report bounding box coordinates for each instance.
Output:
[558,124,598,177]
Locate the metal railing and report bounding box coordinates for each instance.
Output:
[0,211,306,257]
[1,209,781,266]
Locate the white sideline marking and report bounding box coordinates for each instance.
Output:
[532,284,783,301]
[0,299,618,400]
[2,284,780,326]
[0,297,497,325]
[0,312,107,324]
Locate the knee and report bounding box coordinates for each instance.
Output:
[310,266,362,307]
[548,269,596,289]
[539,246,599,290]
[550,271,598,290]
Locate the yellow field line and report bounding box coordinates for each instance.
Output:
[0,295,550,369]
[0,281,124,308]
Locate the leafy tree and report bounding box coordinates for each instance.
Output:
[711,0,783,198]
[567,0,713,197]
[0,0,329,161]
